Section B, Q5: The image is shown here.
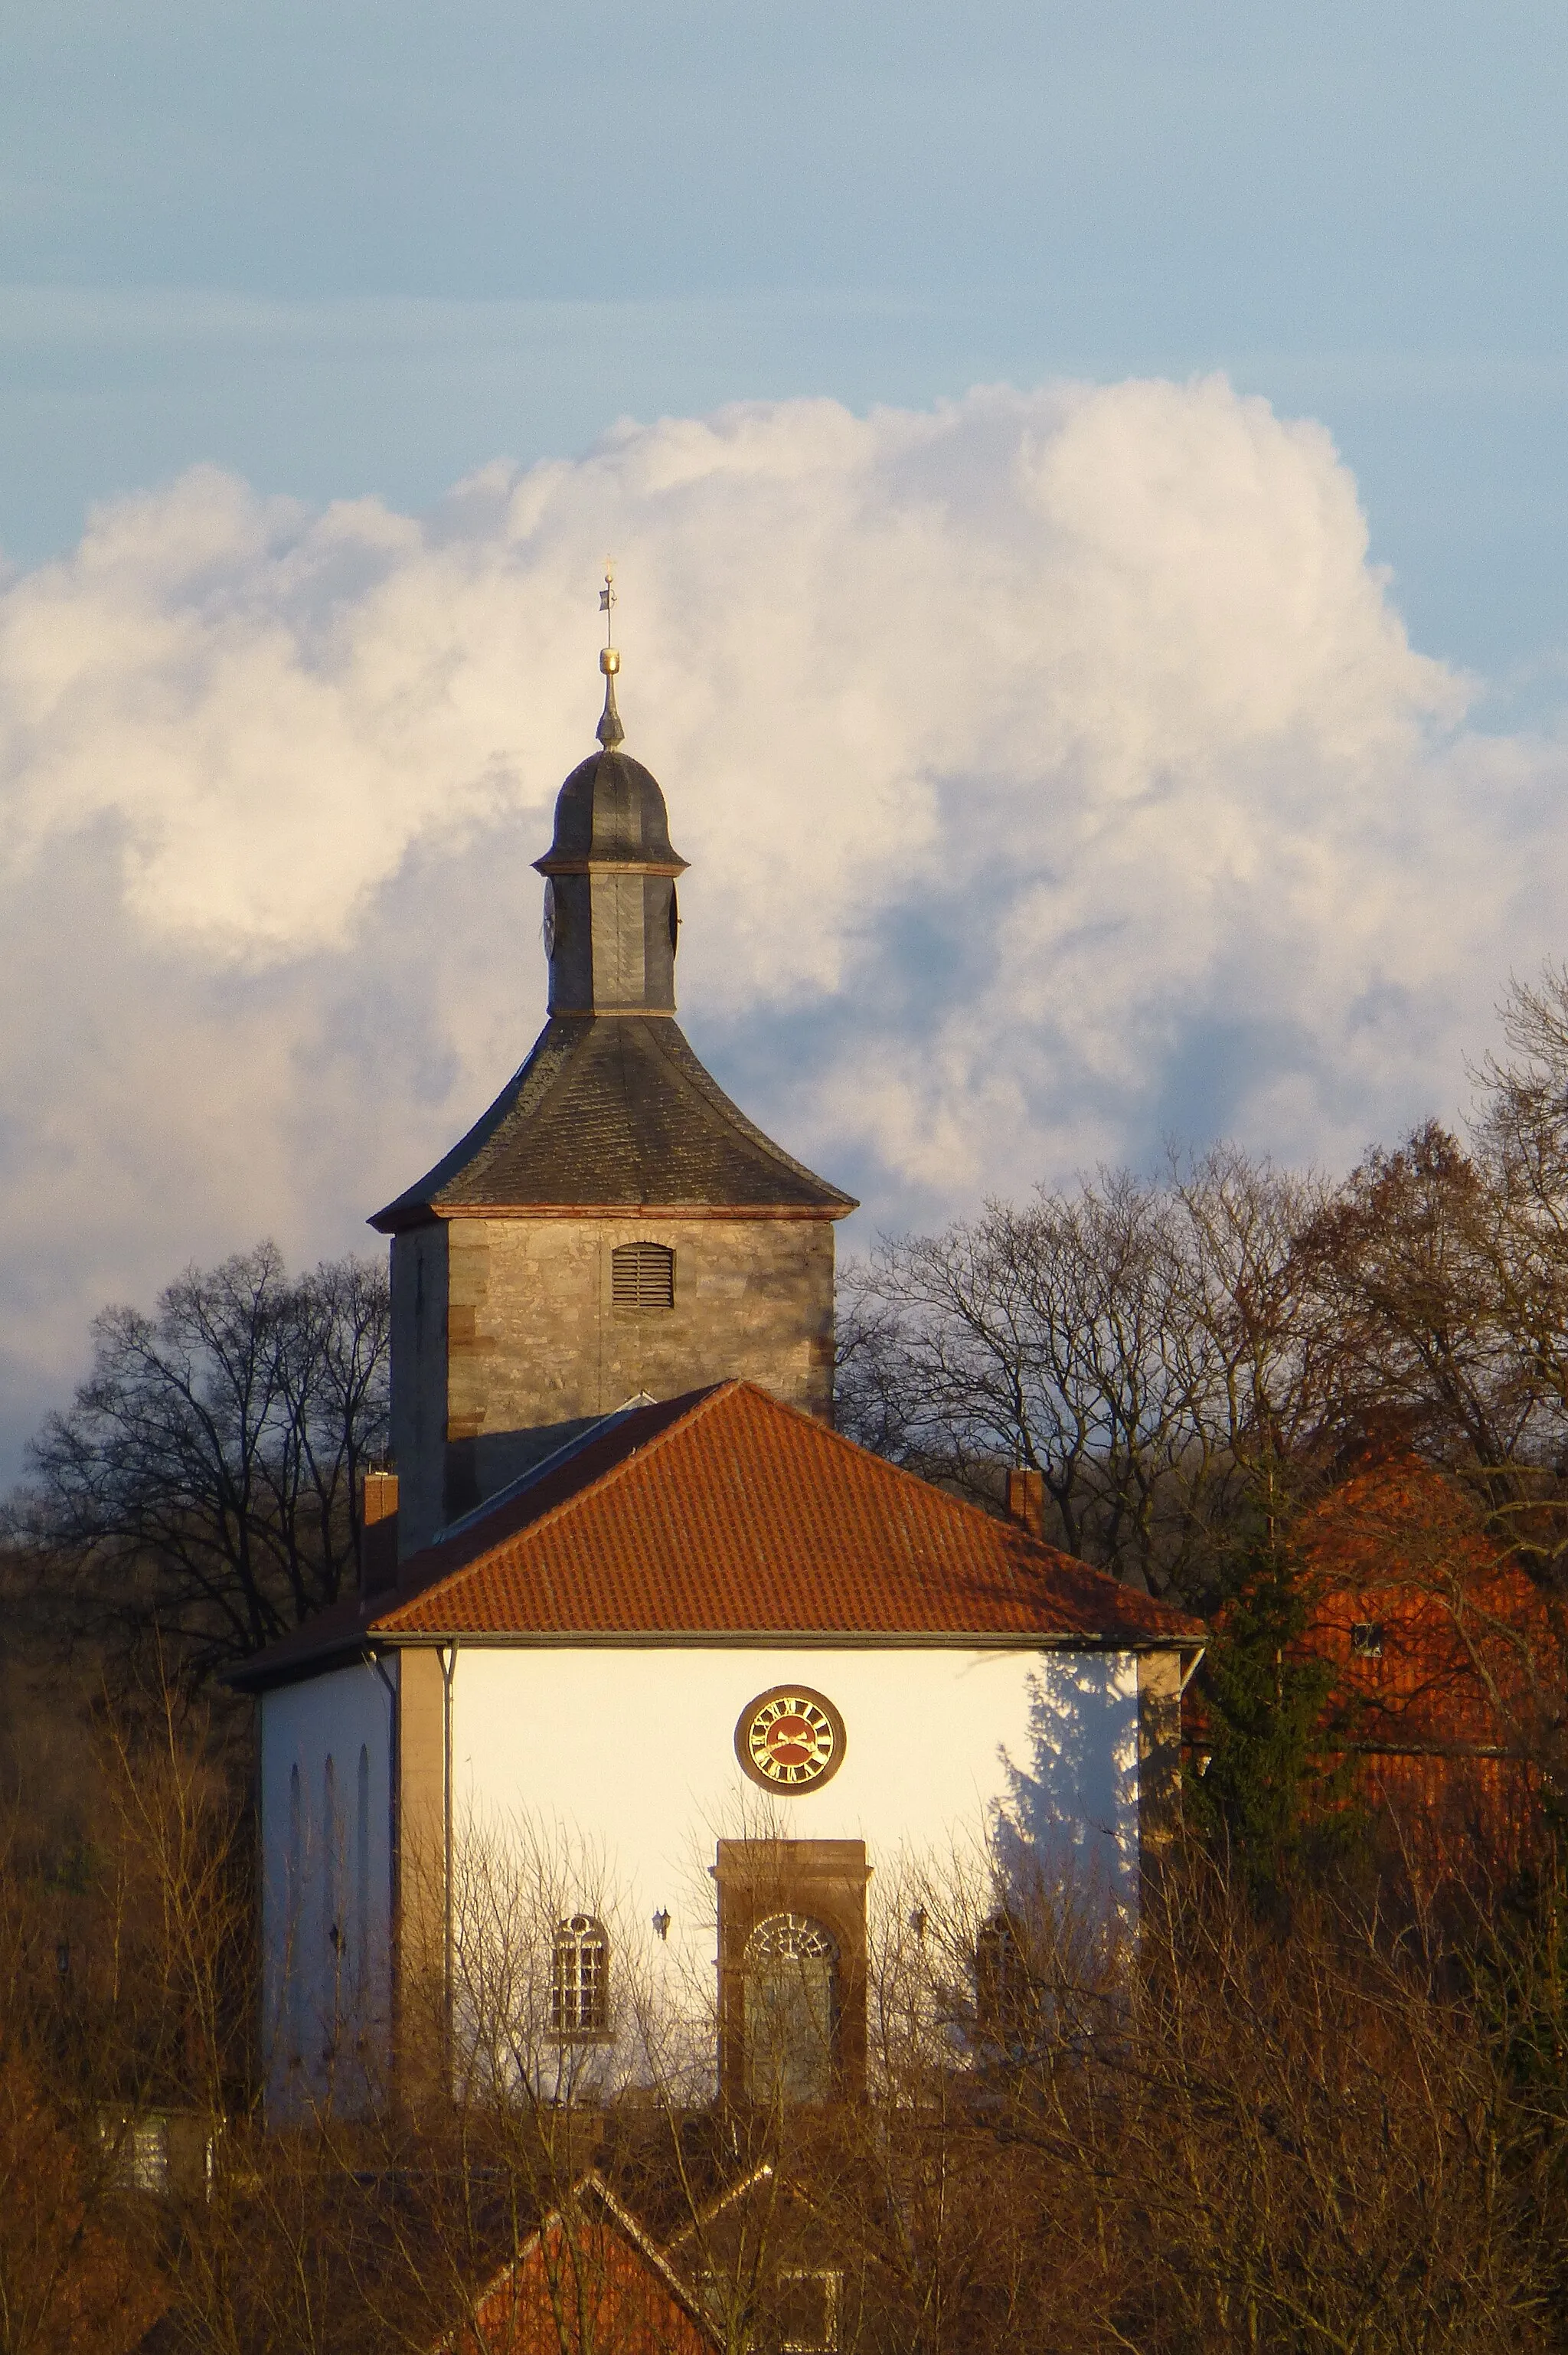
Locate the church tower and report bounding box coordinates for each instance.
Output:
[371,612,857,1555]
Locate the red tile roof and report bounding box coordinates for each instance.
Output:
[1295,1444,1557,1760]
[234,1383,1202,1687]
[420,1382,1198,1647]
[1183,1443,1555,1875]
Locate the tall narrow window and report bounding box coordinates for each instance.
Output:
[550,1915,609,2038]
[322,1757,340,1959]
[355,1744,371,2001]
[611,1241,675,1311]
[322,1755,341,2056]
[744,1914,838,2106]
[286,1765,304,2063]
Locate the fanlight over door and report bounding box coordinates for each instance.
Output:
[743,1912,838,2105]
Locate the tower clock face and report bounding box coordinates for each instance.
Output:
[735,1686,846,1793]
[541,880,558,959]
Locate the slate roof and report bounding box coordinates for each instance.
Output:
[232,1381,1205,1689]
[371,1017,854,1229]
[534,746,688,870]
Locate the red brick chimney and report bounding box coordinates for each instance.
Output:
[361,1467,400,1601]
[1005,1467,1046,1542]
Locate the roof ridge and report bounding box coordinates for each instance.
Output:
[573,2173,716,2334]
[451,2170,714,2353]
[377,1376,1207,1642]
[376,1382,740,1630]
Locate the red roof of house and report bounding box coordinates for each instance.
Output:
[1294,1444,1556,1759]
[234,1382,1202,1687]
[442,2178,712,2355]
[1183,1442,1555,1870]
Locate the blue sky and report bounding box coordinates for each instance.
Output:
[1,1,1566,1473]
[5,1,1566,698]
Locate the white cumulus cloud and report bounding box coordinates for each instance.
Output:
[1,377,1564,1471]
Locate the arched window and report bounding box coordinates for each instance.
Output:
[550,1915,609,2038]
[611,1241,675,1311]
[975,1912,1037,2046]
[744,1913,838,2106]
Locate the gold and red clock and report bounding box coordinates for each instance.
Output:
[735,1686,846,1792]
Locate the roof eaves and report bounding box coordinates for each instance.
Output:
[362,1624,1200,1652]
[419,1200,854,1222]
[226,1624,384,1693]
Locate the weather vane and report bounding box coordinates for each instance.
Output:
[596,560,625,748]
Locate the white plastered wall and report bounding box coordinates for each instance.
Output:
[446,1644,1140,2090]
[258,1660,394,2118]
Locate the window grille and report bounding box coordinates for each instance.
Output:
[611,1241,675,1311]
[744,1913,838,2106]
[550,1914,609,2037]
[1351,1621,1385,1660]
[101,2113,171,2197]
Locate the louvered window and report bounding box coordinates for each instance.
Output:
[611,1241,675,1311]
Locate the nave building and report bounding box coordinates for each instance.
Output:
[235,624,1204,2117]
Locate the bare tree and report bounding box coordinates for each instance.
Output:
[9,1245,389,1677]
[839,1150,1329,1598]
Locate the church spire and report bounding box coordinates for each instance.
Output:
[596,562,625,750]
[531,567,688,1018]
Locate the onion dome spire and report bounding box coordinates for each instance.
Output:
[596,562,625,749]
[529,567,687,1018]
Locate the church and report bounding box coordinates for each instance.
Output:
[234,608,1204,2118]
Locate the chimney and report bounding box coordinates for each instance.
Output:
[361,1467,400,1601]
[1005,1467,1046,1543]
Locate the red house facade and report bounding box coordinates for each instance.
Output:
[1295,1445,1557,1873]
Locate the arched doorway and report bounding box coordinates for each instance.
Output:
[743,1913,838,2105]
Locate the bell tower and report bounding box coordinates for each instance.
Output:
[535,605,688,1021]
[372,588,858,1557]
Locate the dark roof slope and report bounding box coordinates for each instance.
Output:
[233,1382,1204,1688]
[371,1017,854,1228]
[535,747,688,869]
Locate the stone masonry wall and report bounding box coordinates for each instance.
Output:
[439,1212,837,1532]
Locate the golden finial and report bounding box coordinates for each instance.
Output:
[596,561,624,749]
